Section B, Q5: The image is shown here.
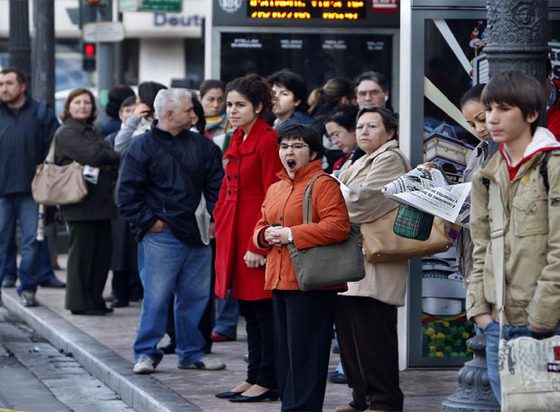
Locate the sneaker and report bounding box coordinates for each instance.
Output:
[133,355,155,374]
[2,276,16,288]
[20,291,38,307]
[178,355,226,370]
[328,370,348,384]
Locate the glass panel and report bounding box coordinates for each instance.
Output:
[220,32,392,90]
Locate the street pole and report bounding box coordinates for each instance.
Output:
[32,0,55,107]
[97,0,115,124]
[484,0,549,158]
[8,0,31,78]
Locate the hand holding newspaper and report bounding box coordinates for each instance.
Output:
[382,165,471,225]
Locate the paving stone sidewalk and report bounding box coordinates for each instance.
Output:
[1,261,459,412]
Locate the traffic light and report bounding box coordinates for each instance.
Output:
[82,42,96,72]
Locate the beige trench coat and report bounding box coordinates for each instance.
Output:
[338,140,411,306]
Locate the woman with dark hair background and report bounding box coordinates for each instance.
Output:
[214,73,283,403]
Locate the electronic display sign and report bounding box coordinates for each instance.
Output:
[247,1,367,21]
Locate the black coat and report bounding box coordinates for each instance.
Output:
[54,118,120,221]
[117,122,224,245]
[0,98,59,195]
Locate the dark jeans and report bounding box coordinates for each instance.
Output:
[272,290,336,412]
[238,299,275,388]
[335,295,403,411]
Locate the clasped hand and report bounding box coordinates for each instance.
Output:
[264,226,290,246]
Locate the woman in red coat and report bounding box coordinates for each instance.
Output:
[214,74,283,402]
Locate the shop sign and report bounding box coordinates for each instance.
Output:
[120,0,182,12]
[83,22,125,42]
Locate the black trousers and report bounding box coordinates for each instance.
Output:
[272,290,337,412]
[65,220,111,312]
[335,295,403,411]
[238,298,275,388]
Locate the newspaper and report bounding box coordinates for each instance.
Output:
[382,166,471,225]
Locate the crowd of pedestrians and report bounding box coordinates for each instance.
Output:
[1,64,560,412]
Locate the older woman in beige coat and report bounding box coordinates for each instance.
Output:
[335,107,409,412]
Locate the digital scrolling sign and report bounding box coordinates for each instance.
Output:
[247,0,367,21]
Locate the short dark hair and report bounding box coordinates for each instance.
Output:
[267,69,309,113]
[326,104,359,131]
[226,74,273,115]
[60,88,97,124]
[481,70,544,134]
[0,67,27,85]
[191,94,206,133]
[460,83,486,109]
[356,106,399,141]
[105,84,135,117]
[120,95,137,110]
[199,79,225,97]
[276,124,324,159]
[322,77,355,107]
[138,81,167,116]
[355,71,389,92]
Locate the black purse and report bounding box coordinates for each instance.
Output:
[287,174,365,291]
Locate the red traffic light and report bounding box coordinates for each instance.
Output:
[83,43,96,57]
[86,0,102,4]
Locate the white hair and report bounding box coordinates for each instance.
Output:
[153,88,192,119]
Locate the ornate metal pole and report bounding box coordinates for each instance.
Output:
[442,335,500,412]
[484,0,549,158]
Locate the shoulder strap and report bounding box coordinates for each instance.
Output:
[302,173,334,224]
[488,181,506,337]
[540,151,551,193]
[388,147,412,173]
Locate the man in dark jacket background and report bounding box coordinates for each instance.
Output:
[0,68,61,307]
[117,88,225,374]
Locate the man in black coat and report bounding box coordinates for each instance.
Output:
[118,88,225,374]
[0,68,61,307]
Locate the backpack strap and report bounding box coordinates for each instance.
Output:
[540,151,551,193]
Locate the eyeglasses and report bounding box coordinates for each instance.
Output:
[279,143,309,151]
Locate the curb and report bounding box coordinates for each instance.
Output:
[1,289,201,412]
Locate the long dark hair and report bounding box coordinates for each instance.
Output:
[138,81,167,117]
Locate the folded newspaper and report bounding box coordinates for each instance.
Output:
[382,166,471,225]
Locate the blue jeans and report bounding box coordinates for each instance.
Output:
[0,194,40,294]
[485,321,560,403]
[2,224,55,283]
[134,228,212,367]
[213,289,239,339]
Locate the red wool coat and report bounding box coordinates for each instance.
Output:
[214,117,283,300]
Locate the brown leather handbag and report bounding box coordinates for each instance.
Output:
[360,207,452,263]
[31,138,88,206]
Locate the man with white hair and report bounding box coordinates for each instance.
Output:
[117,88,225,374]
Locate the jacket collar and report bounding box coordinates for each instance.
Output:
[481,127,560,183]
[227,117,272,158]
[63,117,92,132]
[277,159,324,183]
[340,140,399,183]
[151,120,192,141]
